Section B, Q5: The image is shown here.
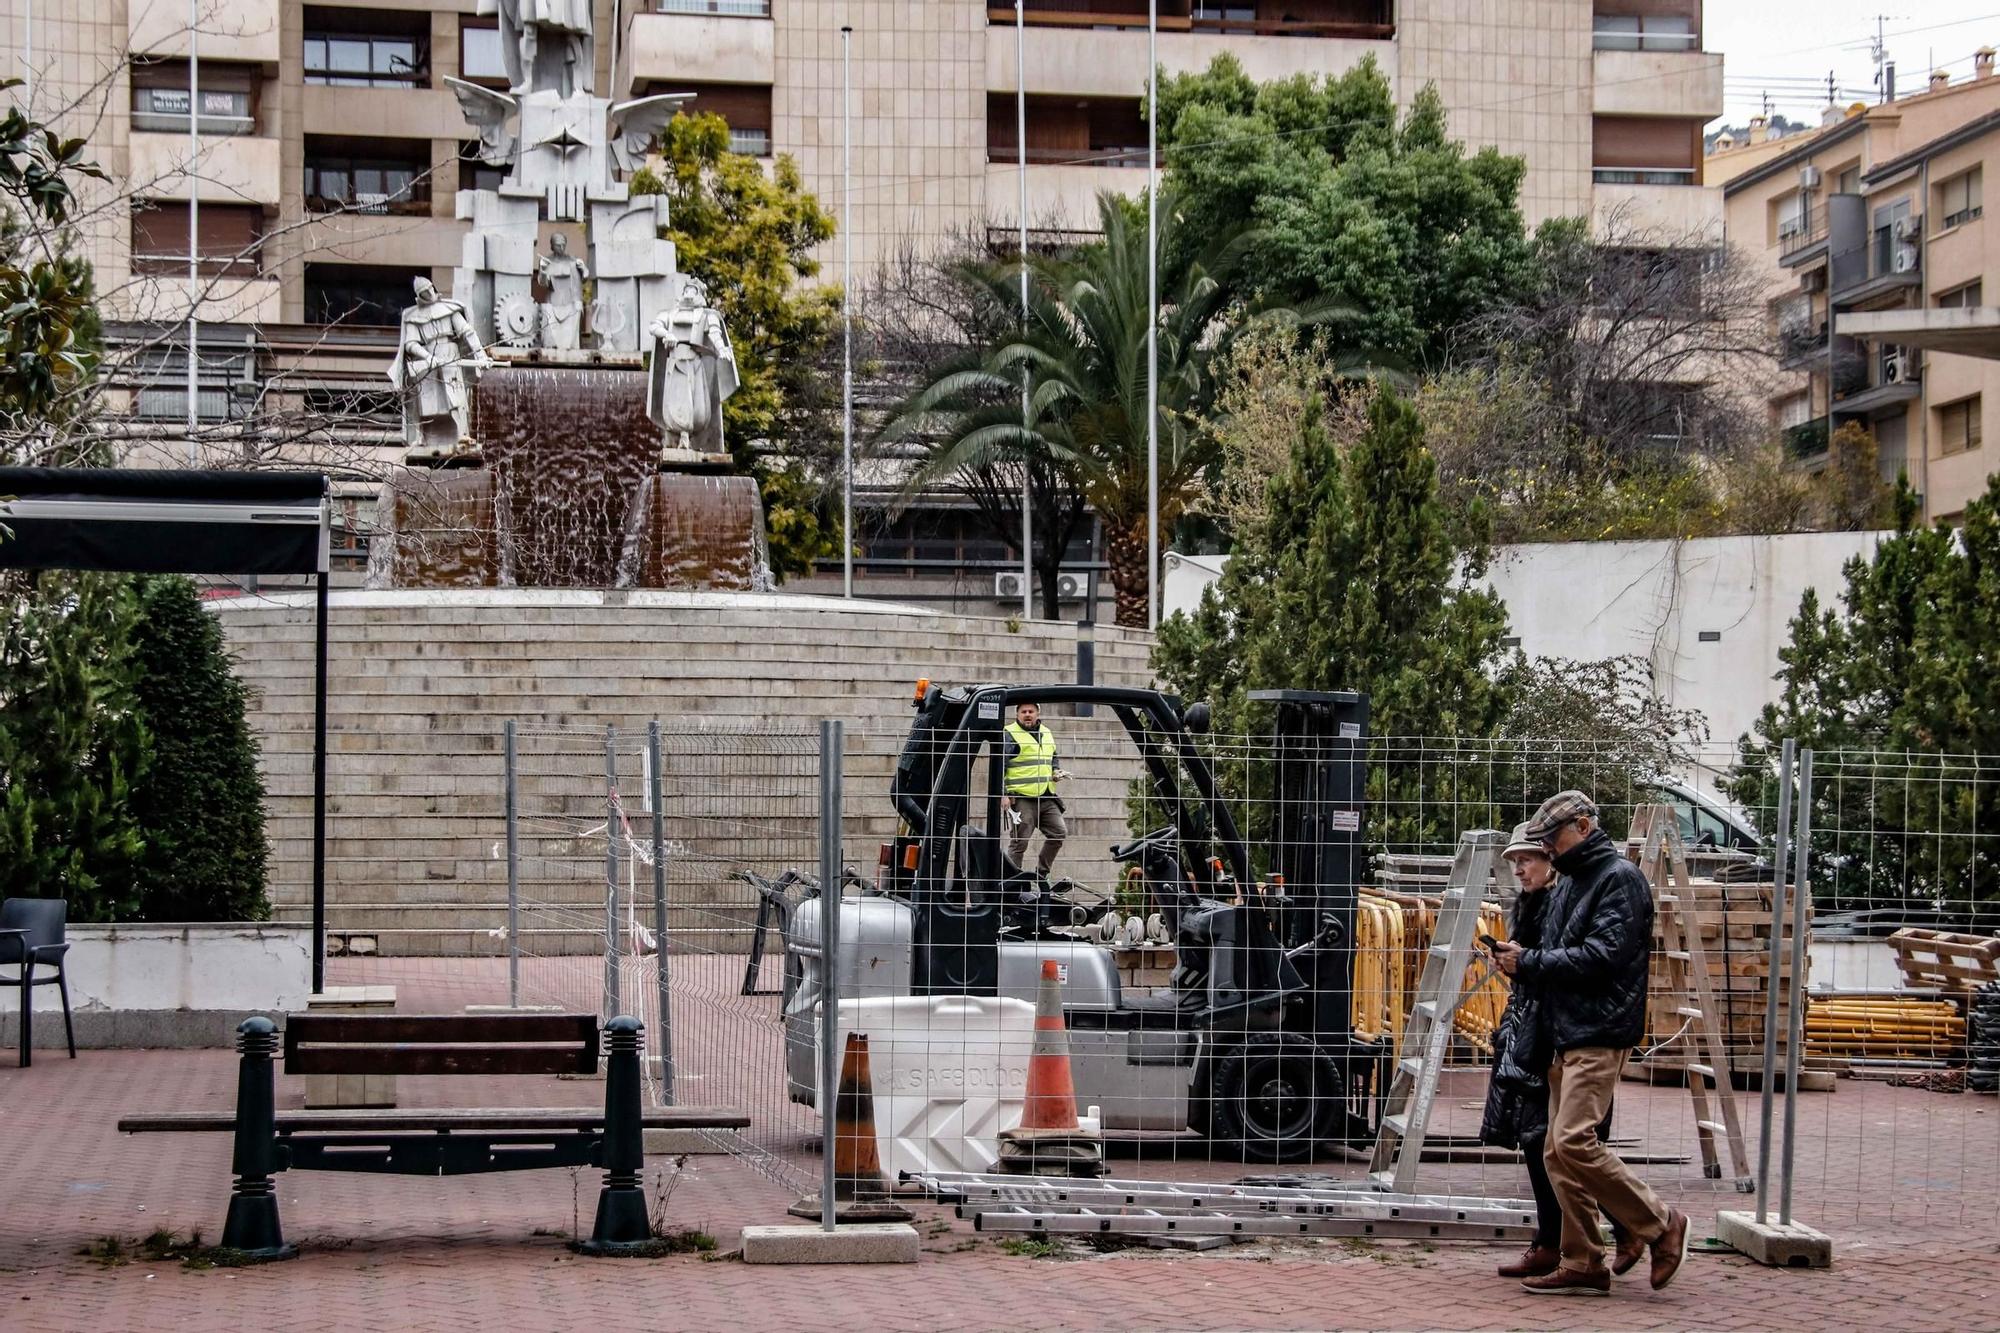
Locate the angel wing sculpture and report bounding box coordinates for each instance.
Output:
[447,77,519,168]
[607,93,696,175]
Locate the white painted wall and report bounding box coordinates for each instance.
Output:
[1162,532,1887,768]
[0,924,313,1016]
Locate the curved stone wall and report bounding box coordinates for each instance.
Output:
[215,589,1157,955]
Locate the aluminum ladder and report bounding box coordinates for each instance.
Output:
[1367,828,1502,1193]
[1633,805,1756,1191]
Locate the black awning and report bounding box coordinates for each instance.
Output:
[0,467,329,576]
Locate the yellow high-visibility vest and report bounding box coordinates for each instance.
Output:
[1003,722,1057,796]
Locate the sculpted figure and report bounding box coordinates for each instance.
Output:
[645,278,739,455]
[537,231,589,350]
[388,276,490,455]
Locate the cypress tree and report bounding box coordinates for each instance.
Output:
[122,575,271,921]
[0,571,148,918]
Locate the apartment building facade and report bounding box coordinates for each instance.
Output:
[8,0,1721,604]
[1716,60,2000,522]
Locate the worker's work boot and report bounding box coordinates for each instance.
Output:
[1497,1244,1560,1279]
[1521,1265,1611,1296]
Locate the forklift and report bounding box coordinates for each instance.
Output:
[784,682,1379,1161]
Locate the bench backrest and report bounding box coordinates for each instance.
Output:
[283,1013,600,1077]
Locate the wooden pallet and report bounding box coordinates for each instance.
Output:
[1888,928,2000,992]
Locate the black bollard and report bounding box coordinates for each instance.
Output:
[220,1016,297,1262]
[579,1015,651,1255]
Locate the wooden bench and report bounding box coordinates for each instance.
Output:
[117,1012,749,1261]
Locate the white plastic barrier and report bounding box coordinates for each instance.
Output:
[822,994,1036,1179]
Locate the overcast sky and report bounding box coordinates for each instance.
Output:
[1709,4,2000,125]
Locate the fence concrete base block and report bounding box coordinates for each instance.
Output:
[740,1223,920,1265]
[644,1128,732,1155]
[1715,1211,1834,1268]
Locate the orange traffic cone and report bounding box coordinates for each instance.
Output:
[996,960,1105,1177]
[788,1032,914,1222]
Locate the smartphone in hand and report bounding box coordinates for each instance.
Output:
[1478,933,1503,952]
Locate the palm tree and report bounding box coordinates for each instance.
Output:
[877,191,1269,628]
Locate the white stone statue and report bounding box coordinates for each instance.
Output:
[645,278,739,455]
[537,231,589,350]
[485,0,593,98]
[387,277,491,457]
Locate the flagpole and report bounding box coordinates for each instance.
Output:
[1016,0,1032,621]
[1145,0,1159,630]
[840,25,854,599]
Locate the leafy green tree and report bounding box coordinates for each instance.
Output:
[635,113,840,580]
[2,79,107,461]
[0,572,148,917]
[1729,477,1996,910]
[119,576,270,921]
[1157,55,1536,367]
[879,192,1276,627]
[1156,388,1511,849]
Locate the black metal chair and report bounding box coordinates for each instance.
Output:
[0,898,75,1068]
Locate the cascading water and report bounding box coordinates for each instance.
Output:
[366,361,769,592]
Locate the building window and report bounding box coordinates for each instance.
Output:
[1592,14,1698,51]
[1836,165,1861,195]
[459,141,508,194]
[130,201,264,276]
[305,263,427,327]
[1777,391,1813,431]
[647,82,774,157]
[129,347,254,422]
[1937,280,1984,309]
[989,94,1148,167]
[1938,168,1983,229]
[303,136,432,214]
[459,20,509,86]
[130,59,256,132]
[303,8,429,88]
[1938,396,1983,455]
[1592,115,1701,186]
[658,0,772,14]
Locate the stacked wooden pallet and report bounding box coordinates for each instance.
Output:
[1639,878,1810,1080]
[1888,928,2000,992]
[1804,996,1967,1063]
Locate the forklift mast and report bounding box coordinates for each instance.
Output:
[1249,690,1370,1046]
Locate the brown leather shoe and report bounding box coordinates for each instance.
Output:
[1611,1229,1646,1276]
[1498,1244,1561,1279]
[1522,1265,1612,1296]
[1649,1209,1691,1290]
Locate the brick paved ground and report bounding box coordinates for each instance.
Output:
[2,1040,1995,1333]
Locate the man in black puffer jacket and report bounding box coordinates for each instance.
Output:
[1490,791,1691,1298]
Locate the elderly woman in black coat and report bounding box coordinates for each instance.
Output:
[1479,822,1619,1279]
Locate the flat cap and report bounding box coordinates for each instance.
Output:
[1523,790,1598,842]
[1503,822,1550,859]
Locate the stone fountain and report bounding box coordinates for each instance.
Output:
[365,0,768,592]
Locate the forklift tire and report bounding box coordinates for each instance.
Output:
[1205,1037,1337,1163]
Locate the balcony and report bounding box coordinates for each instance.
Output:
[625,4,775,90]
[130,0,280,63]
[986,161,1145,232]
[1783,416,1828,460]
[1592,49,1722,120]
[990,2,1393,38]
[1777,320,1827,370]
[1831,230,1923,310]
[988,14,1392,99]
[1591,178,1721,241]
[129,131,283,207]
[1779,209,1828,266]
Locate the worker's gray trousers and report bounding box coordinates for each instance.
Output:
[1006,795,1066,875]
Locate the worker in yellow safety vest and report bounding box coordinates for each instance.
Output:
[1001,701,1067,879]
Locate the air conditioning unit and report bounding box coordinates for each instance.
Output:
[1799,267,1827,292]
[1885,351,1915,383]
[1055,572,1086,602]
[1893,214,1924,241]
[1893,245,1920,274]
[994,570,1026,601]
[1799,165,1822,188]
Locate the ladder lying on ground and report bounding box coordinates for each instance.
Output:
[1633,805,1756,1191]
[1368,829,1503,1193]
[902,1169,1536,1243]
